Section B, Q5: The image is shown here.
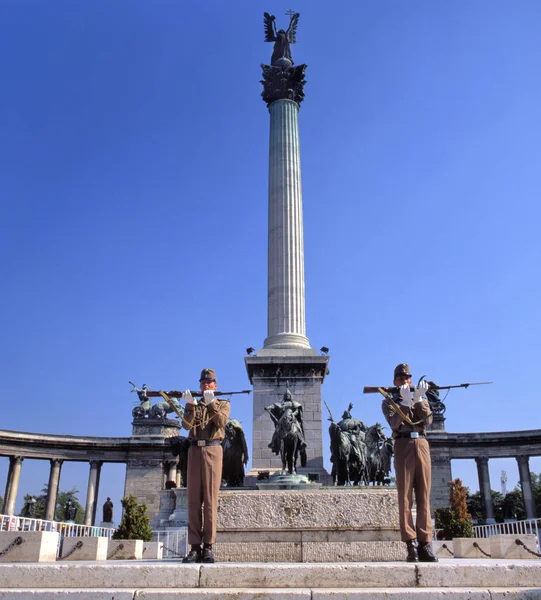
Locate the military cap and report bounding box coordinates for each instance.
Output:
[393,363,412,379]
[199,368,217,382]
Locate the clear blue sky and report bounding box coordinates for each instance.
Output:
[2,0,540,515]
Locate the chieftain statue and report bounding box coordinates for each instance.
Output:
[265,388,307,475]
[328,403,394,486]
[222,419,249,487]
[261,12,307,107]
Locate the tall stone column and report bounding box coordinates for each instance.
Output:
[264,98,309,350]
[45,458,63,521]
[516,455,536,520]
[245,40,331,484]
[4,456,24,516]
[84,460,102,526]
[475,456,495,523]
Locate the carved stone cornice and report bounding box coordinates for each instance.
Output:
[261,63,307,107]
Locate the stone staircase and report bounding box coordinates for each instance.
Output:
[0,560,540,598]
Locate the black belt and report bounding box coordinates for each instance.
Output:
[191,439,222,447]
[395,432,426,439]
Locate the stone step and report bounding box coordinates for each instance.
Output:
[0,560,540,592]
[0,589,540,599]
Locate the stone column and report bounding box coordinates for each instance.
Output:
[516,455,536,520]
[264,98,310,350]
[475,456,495,523]
[166,461,177,484]
[4,456,24,516]
[45,459,63,521]
[84,460,102,526]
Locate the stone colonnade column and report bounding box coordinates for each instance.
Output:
[166,461,177,484]
[475,456,495,523]
[45,458,64,521]
[4,456,24,516]
[516,455,536,520]
[264,97,310,350]
[84,460,102,526]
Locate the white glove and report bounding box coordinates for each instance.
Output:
[182,389,196,405]
[203,390,215,405]
[413,380,429,403]
[399,383,413,407]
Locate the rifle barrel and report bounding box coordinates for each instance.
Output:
[363,382,493,395]
[145,390,252,398]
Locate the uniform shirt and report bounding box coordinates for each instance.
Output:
[182,399,231,441]
[381,394,433,438]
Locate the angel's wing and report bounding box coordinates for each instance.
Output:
[263,12,276,42]
[287,13,300,44]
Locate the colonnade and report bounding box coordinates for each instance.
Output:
[2,456,105,525]
[475,455,536,522]
[1,454,184,525]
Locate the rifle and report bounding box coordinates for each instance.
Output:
[363,382,492,395]
[145,389,253,399]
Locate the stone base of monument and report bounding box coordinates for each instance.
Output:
[490,534,540,559]
[142,541,164,559]
[60,536,108,561]
[153,486,406,562]
[256,471,322,490]
[0,531,58,563]
[100,520,115,529]
[107,539,143,560]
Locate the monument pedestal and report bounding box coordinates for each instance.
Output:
[153,486,403,561]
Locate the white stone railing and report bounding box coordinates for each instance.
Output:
[152,528,187,559]
[473,518,541,543]
[0,514,115,538]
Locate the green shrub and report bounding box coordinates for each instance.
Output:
[112,495,153,542]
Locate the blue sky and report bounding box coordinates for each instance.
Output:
[2,0,541,515]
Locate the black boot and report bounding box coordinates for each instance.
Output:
[406,539,419,563]
[201,543,215,563]
[182,544,201,563]
[418,541,439,562]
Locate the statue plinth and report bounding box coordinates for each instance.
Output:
[154,487,403,562]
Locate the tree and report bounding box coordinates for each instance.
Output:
[112,495,153,542]
[435,478,473,540]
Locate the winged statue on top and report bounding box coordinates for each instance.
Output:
[264,11,300,66]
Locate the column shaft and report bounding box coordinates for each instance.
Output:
[45,459,63,521]
[4,456,24,516]
[475,457,495,523]
[264,98,310,349]
[84,461,101,526]
[516,455,536,520]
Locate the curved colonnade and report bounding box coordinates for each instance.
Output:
[0,427,177,525]
[429,429,541,521]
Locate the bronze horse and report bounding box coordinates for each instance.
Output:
[274,407,306,475]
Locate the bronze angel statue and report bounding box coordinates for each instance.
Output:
[264,12,300,66]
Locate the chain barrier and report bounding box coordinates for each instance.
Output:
[107,543,124,559]
[59,540,84,560]
[161,543,185,558]
[472,541,491,557]
[0,536,24,557]
[441,543,454,556]
[515,538,541,558]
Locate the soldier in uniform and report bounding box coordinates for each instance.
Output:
[181,368,230,563]
[381,363,438,563]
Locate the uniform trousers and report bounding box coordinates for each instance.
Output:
[394,437,432,542]
[186,444,223,545]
